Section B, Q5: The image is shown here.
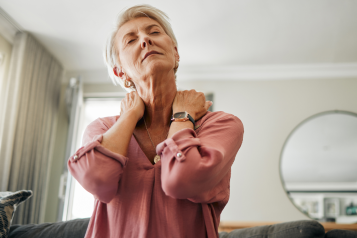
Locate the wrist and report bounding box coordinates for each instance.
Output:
[172,110,196,121]
[171,111,195,127]
[122,110,143,122]
[170,120,194,129]
[188,112,196,121]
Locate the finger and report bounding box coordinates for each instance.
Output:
[129,92,135,100]
[121,98,126,107]
[204,101,213,110]
[120,101,124,114]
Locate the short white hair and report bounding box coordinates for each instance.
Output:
[104,4,178,91]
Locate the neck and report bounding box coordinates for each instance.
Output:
[136,72,177,131]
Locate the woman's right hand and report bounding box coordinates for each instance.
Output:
[120,91,145,122]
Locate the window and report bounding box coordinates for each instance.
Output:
[69,97,123,219]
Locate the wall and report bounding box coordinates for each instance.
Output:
[178,78,357,222]
[83,83,127,95]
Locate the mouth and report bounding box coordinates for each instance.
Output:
[142,51,162,62]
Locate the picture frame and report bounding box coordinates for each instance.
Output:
[289,194,324,219]
[324,198,340,218]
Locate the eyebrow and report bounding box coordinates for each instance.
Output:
[145,24,161,31]
[121,24,162,43]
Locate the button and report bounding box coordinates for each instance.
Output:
[176,153,182,158]
[73,155,78,160]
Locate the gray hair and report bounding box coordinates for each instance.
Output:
[104,4,178,91]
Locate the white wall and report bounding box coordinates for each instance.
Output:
[178,78,357,222]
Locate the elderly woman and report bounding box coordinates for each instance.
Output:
[68,4,243,238]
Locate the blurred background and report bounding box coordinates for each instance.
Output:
[0,0,357,226]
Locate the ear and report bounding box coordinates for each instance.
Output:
[174,47,180,62]
[113,67,126,79]
[113,67,119,77]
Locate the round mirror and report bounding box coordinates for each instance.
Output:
[280,111,357,222]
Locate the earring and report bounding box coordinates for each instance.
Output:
[124,80,131,88]
[174,61,179,70]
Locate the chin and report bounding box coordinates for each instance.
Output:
[146,60,174,77]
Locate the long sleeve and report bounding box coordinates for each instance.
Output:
[157,112,244,203]
[67,117,128,203]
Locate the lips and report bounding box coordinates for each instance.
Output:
[142,51,162,62]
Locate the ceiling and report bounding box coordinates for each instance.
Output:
[1,0,357,73]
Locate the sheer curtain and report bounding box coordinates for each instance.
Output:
[0,32,63,224]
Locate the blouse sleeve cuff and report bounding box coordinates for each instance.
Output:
[156,128,201,163]
[70,134,128,166]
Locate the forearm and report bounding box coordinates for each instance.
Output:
[68,117,129,203]
[168,120,194,138]
[68,148,126,203]
[161,131,227,198]
[158,114,244,201]
[101,111,138,156]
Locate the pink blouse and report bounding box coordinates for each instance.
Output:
[68,111,244,238]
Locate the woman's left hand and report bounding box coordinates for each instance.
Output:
[172,90,212,121]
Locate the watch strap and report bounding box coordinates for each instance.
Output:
[186,114,195,126]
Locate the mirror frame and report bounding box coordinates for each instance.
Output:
[278,110,357,219]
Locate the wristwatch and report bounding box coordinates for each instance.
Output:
[171,111,195,126]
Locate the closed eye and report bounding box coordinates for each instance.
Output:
[151,31,160,34]
[127,39,136,44]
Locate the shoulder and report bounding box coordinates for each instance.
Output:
[196,111,244,133]
[82,115,120,145]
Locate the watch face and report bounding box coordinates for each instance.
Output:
[174,112,187,119]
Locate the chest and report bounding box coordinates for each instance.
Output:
[133,129,166,165]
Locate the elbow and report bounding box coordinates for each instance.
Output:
[82,174,116,203]
[162,178,196,199]
[68,160,116,204]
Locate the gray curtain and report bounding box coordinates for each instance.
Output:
[0,32,63,224]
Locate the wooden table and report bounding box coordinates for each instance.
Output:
[218,221,357,233]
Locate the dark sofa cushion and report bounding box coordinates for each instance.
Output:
[8,218,90,238]
[325,229,357,238]
[8,218,331,238]
[218,220,325,238]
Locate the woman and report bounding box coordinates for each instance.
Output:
[68,4,244,238]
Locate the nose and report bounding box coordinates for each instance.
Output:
[141,37,153,49]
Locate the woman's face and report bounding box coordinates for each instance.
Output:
[116,17,179,86]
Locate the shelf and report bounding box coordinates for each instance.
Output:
[218,221,357,233]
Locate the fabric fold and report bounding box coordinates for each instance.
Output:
[68,117,128,203]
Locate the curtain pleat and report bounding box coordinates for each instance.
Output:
[2,32,63,224]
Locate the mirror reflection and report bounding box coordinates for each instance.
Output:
[281,111,357,222]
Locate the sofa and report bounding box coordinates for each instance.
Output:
[8,218,357,238]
